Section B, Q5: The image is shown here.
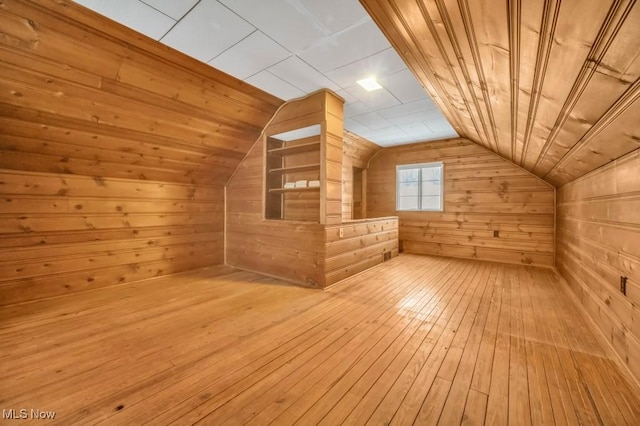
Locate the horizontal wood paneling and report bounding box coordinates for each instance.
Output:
[367,139,555,267]
[556,147,640,386]
[361,0,640,185]
[325,217,398,286]
[0,0,280,304]
[226,136,326,287]
[0,170,223,305]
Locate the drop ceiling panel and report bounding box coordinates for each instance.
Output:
[140,0,199,20]
[209,31,291,80]
[345,85,400,110]
[246,71,305,100]
[268,56,340,92]
[351,112,394,130]
[218,0,328,52]
[344,101,372,118]
[161,0,255,62]
[381,69,430,104]
[297,0,369,33]
[387,109,445,126]
[74,0,175,40]
[377,98,439,120]
[299,19,391,73]
[325,48,407,87]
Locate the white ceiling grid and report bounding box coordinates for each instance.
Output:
[73,0,457,146]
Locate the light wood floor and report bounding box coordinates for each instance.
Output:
[1,254,639,425]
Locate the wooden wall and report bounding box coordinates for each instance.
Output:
[342,131,381,221]
[0,0,280,304]
[367,138,555,267]
[361,0,640,186]
[225,133,326,287]
[556,148,640,385]
[325,217,398,287]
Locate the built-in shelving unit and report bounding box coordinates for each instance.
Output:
[262,90,344,224]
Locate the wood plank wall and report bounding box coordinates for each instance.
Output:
[342,131,381,221]
[325,217,398,287]
[0,0,281,304]
[367,139,555,267]
[227,92,332,287]
[556,147,640,385]
[226,135,326,287]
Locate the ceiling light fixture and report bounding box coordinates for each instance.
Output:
[357,76,383,91]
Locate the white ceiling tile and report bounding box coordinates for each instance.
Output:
[218,0,328,52]
[351,112,394,130]
[268,56,340,92]
[299,19,390,73]
[325,48,407,87]
[344,118,370,134]
[345,85,401,110]
[140,0,198,20]
[344,101,372,118]
[335,89,359,105]
[425,118,458,135]
[380,69,430,104]
[161,0,255,62]
[402,122,435,139]
[387,109,445,126]
[297,0,368,33]
[209,31,291,80]
[73,0,175,40]
[377,98,439,119]
[246,71,305,100]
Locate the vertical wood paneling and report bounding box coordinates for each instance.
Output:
[0,0,280,304]
[360,0,640,185]
[556,147,640,386]
[367,138,555,267]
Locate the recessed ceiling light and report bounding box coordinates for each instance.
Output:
[357,76,383,91]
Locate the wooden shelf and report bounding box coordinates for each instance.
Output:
[269,187,320,194]
[269,163,320,174]
[268,141,321,156]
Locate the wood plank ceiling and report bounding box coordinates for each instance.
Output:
[360,0,640,186]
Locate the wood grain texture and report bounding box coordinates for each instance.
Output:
[556,147,640,387]
[226,133,327,287]
[325,217,398,286]
[342,131,382,221]
[0,0,280,304]
[2,255,638,424]
[367,138,555,266]
[360,0,640,185]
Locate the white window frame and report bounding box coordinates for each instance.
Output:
[396,162,443,211]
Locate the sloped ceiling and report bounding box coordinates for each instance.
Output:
[361,0,640,186]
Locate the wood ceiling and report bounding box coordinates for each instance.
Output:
[361,0,640,186]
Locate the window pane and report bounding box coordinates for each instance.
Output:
[421,180,441,196]
[398,168,419,183]
[398,196,419,210]
[397,162,443,212]
[421,195,441,210]
[421,166,441,181]
[399,180,419,196]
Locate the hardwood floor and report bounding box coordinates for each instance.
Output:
[1,254,638,425]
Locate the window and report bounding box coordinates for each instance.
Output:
[396,162,443,211]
